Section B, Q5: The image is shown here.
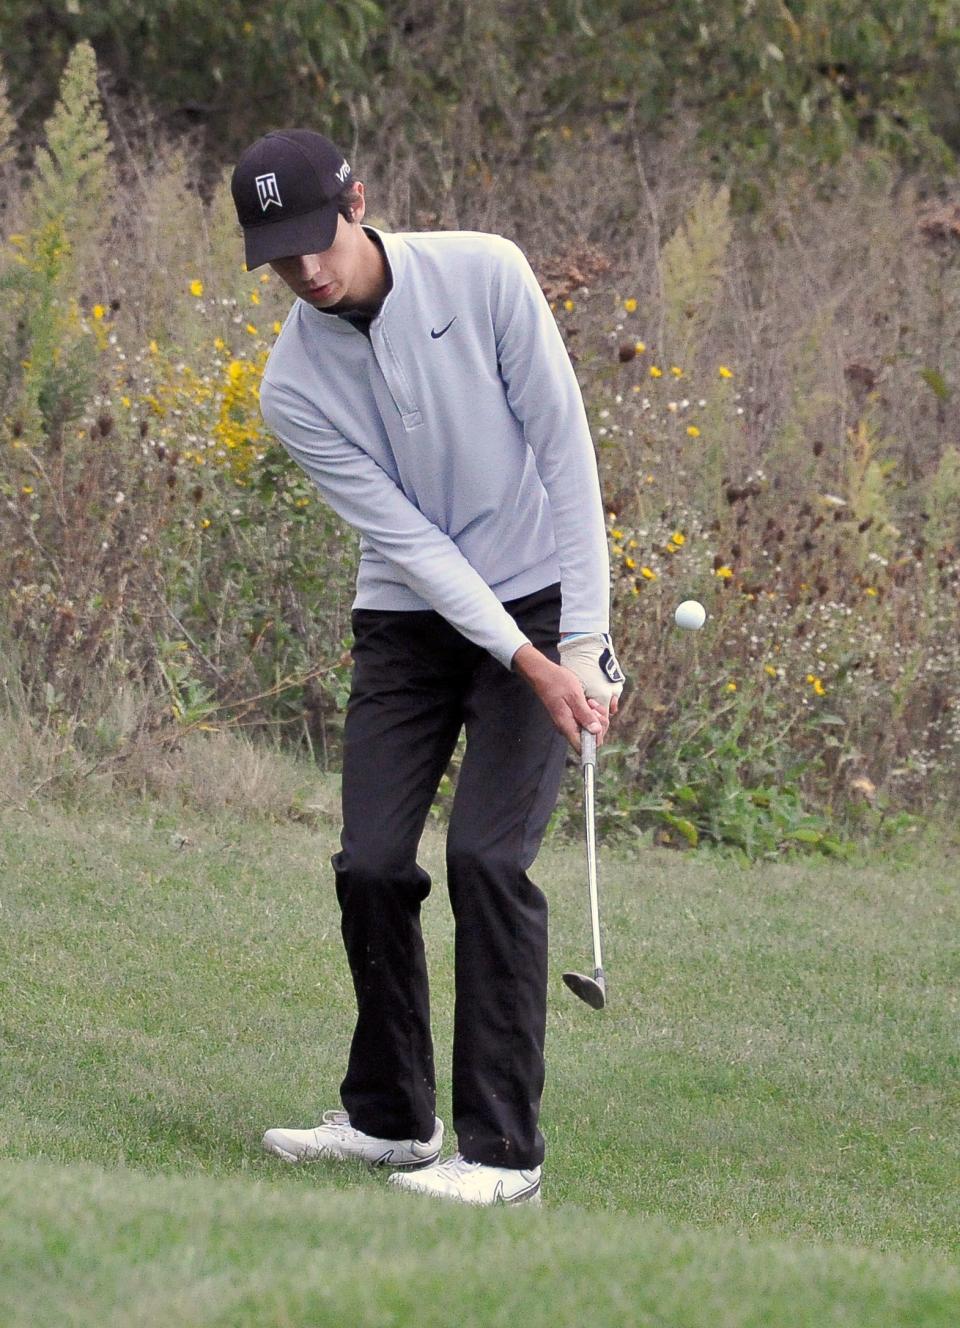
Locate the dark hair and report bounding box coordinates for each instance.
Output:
[336,182,363,222]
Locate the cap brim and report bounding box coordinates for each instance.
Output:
[243,203,340,270]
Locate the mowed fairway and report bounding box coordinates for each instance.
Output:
[1,791,958,1326]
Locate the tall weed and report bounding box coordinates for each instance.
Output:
[1,45,959,850]
[0,72,14,170]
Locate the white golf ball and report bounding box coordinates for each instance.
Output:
[675,600,706,631]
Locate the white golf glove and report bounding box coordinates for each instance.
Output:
[558,633,626,709]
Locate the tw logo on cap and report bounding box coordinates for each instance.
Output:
[256,173,283,211]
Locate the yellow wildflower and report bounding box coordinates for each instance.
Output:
[687,425,701,437]
[564,298,575,312]
[719,365,733,379]
[250,291,261,305]
[670,366,683,378]
[190,280,204,297]
[671,531,685,546]
[649,365,662,378]
[273,321,282,334]
[628,539,638,549]
[806,674,816,684]
[715,566,733,579]
[764,665,777,678]
[121,395,131,408]
[200,517,212,529]
[214,337,227,351]
[726,682,737,692]
[92,305,106,321]
[246,323,257,335]
[865,586,878,596]
[149,339,159,354]
[813,678,826,696]
[666,542,678,554]
[640,566,657,580]
[21,485,34,495]
[611,528,624,540]
[623,298,637,313]
[625,556,636,570]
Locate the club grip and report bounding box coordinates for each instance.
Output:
[581,728,597,768]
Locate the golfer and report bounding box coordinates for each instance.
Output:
[231,129,625,1207]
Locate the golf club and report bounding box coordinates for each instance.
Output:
[563,727,606,1009]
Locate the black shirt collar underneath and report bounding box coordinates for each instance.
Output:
[327,229,390,338]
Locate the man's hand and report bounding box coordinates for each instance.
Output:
[512,644,613,754]
[558,633,626,711]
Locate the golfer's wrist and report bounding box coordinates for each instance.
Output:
[511,642,553,681]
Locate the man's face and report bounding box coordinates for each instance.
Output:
[269,200,366,308]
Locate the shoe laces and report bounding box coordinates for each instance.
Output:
[434,1152,481,1180]
[321,1109,356,1134]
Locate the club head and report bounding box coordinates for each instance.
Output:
[562,970,606,1010]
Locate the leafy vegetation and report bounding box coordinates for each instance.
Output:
[5,1,960,202]
[2,33,960,853]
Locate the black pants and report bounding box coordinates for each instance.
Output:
[331,582,567,1169]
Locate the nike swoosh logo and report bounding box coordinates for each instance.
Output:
[431,317,457,339]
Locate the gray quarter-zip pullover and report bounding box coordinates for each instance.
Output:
[258,226,609,670]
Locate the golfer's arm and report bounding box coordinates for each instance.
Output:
[491,242,610,638]
[259,381,531,670]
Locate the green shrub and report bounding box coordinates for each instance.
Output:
[2,43,960,853]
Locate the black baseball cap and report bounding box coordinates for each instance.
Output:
[230,129,354,269]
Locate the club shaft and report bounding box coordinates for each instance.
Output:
[581,731,603,976]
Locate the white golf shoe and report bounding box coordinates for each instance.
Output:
[387,1152,542,1206]
[262,1109,443,1169]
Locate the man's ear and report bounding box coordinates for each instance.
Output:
[351,181,367,222]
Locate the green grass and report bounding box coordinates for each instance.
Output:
[1,793,958,1325]
[2,1157,959,1328]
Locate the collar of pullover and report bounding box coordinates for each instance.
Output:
[300,226,403,334]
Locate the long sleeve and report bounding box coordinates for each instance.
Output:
[491,241,610,635]
[259,379,531,669]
